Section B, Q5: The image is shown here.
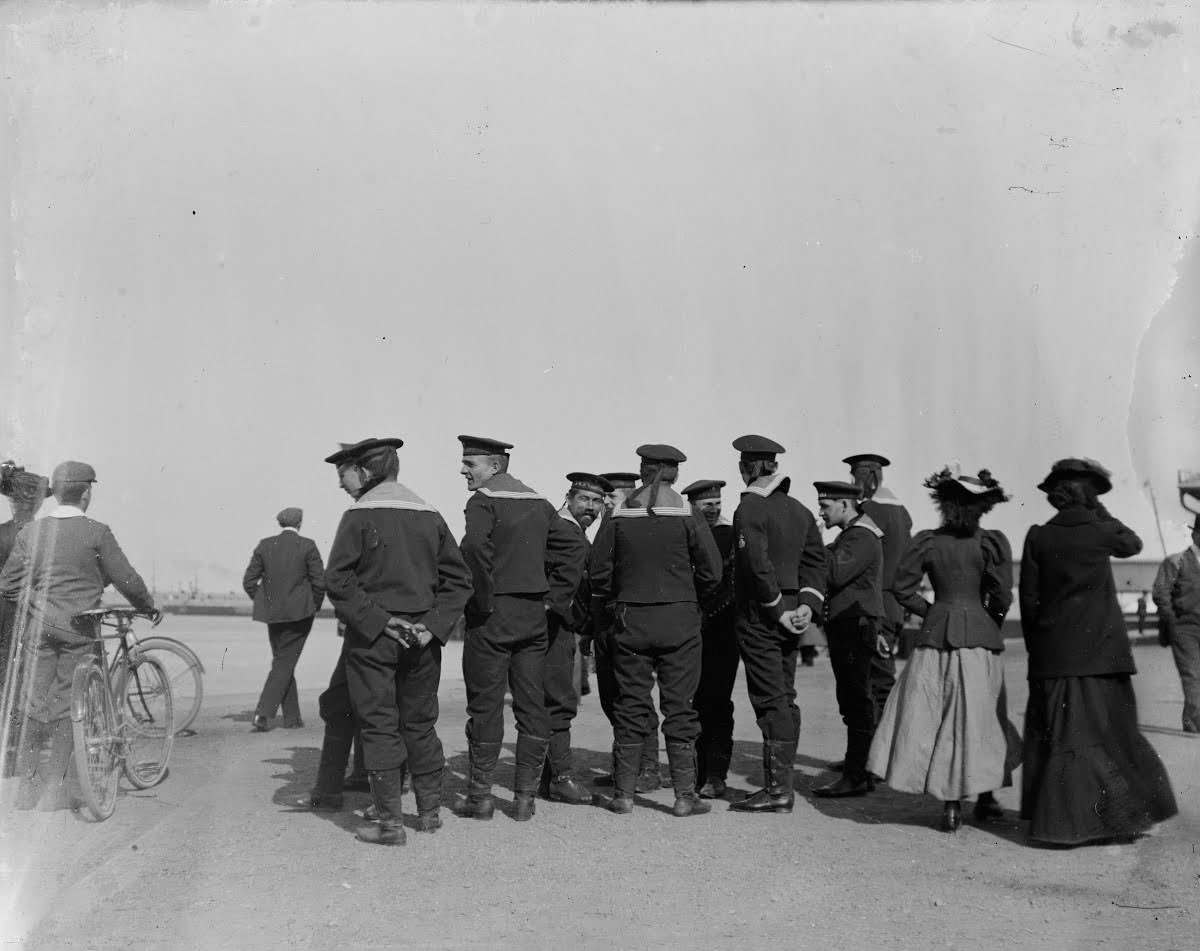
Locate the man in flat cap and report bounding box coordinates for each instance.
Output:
[727,437,828,814]
[1153,515,1200,733]
[457,436,586,822]
[682,478,738,799]
[589,444,722,817]
[812,480,885,798]
[0,461,161,810]
[243,506,327,732]
[538,472,611,804]
[325,437,474,845]
[844,453,912,741]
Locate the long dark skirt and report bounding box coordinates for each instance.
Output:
[1021,674,1177,845]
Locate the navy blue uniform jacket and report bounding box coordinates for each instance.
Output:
[732,474,827,621]
[325,481,473,644]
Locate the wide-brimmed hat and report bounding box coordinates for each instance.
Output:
[924,462,1009,501]
[1037,457,1112,495]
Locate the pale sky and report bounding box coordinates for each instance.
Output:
[3,1,1198,591]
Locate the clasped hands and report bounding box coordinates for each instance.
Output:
[778,605,813,636]
[386,617,434,649]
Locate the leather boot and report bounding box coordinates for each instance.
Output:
[513,734,549,821]
[37,719,76,812]
[593,742,640,814]
[410,769,444,832]
[814,730,872,798]
[698,736,732,799]
[458,739,501,820]
[544,735,590,804]
[666,741,711,818]
[300,727,353,810]
[14,719,48,811]
[635,734,662,793]
[356,768,406,845]
[344,729,370,791]
[730,739,795,813]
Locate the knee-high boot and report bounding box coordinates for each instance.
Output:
[513,734,549,821]
[730,738,795,813]
[667,741,711,818]
[458,739,501,820]
[355,768,406,846]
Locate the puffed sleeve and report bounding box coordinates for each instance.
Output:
[892,529,934,618]
[980,529,1014,627]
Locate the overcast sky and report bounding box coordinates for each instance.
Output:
[2,1,1198,591]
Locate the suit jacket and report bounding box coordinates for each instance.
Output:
[1018,506,1142,679]
[243,529,326,624]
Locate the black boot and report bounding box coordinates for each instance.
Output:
[544,733,590,804]
[635,734,662,793]
[513,734,549,821]
[698,736,732,799]
[356,768,406,845]
[458,739,501,820]
[666,741,711,818]
[410,769,443,832]
[730,739,795,813]
[814,730,873,798]
[299,727,353,810]
[973,791,1004,822]
[594,742,641,814]
[941,800,962,832]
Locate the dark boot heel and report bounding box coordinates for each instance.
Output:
[941,801,961,833]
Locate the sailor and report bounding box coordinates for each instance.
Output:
[539,472,610,804]
[589,444,722,817]
[727,436,827,815]
[811,480,885,799]
[324,437,474,845]
[681,479,738,799]
[844,453,913,724]
[457,436,585,822]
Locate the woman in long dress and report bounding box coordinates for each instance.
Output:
[868,465,1018,832]
[1019,457,1177,845]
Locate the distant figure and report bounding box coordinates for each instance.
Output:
[1136,591,1148,635]
[1152,517,1200,733]
[242,507,326,732]
[1019,458,1176,845]
[0,461,160,810]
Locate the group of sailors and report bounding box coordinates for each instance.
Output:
[301,433,911,845]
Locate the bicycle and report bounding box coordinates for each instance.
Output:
[70,607,175,821]
[135,635,204,735]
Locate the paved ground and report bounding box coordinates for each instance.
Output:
[1,624,1197,951]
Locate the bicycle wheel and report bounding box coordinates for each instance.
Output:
[116,655,174,789]
[71,661,119,821]
[137,637,204,735]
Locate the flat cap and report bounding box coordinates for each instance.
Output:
[1037,457,1112,495]
[814,480,863,500]
[600,472,640,489]
[276,507,303,528]
[51,461,97,485]
[324,442,360,466]
[458,435,514,456]
[681,479,726,501]
[636,444,687,464]
[733,435,786,457]
[843,453,891,468]
[566,472,614,495]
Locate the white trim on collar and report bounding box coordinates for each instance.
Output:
[742,472,787,498]
[612,505,692,518]
[47,505,85,519]
[353,500,438,513]
[280,527,299,534]
[479,488,546,501]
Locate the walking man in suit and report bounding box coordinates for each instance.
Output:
[243,507,326,732]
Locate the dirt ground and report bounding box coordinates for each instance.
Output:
[1,636,1197,951]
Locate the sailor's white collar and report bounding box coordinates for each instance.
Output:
[47,504,85,519]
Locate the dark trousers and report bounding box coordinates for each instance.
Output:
[736,596,801,742]
[1169,624,1200,731]
[346,615,444,774]
[610,602,702,746]
[824,616,879,775]
[544,614,579,764]
[319,637,356,734]
[254,617,313,722]
[695,620,739,761]
[463,594,550,743]
[868,618,900,725]
[593,627,618,725]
